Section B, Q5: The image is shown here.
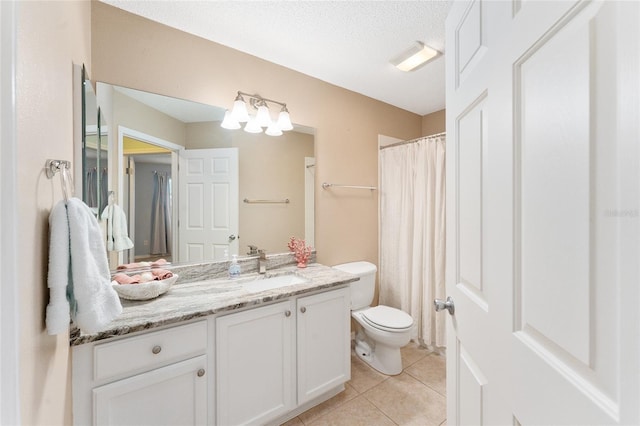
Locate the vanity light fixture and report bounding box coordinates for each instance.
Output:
[390,41,441,72]
[221,91,293,136]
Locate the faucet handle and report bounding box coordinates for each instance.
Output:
[247,245,258,255]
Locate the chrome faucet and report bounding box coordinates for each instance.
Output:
[258,250,267,274]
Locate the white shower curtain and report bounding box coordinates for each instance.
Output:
[379,134,446,348]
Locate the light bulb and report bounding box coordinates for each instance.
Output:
[265,122,283,136]
[231,94,249,122]
[244,116,262,134]
[255,104,271,128]
[220,110,240,129]
[277,107,293,131]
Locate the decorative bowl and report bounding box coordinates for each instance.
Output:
[112,274,179,301]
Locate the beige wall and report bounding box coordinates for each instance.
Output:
[111,88,187,147]
[421,108,446,136]
[92,2,422,267]
[237,131,314,253]
[186,120,232,149]
[16,1,91,424]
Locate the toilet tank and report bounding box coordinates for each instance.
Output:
[332,261,377,310]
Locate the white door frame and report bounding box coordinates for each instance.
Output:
[124,155,136,261]
[117,125,182,263]
[0,1,20,424]
[304,157,315,248]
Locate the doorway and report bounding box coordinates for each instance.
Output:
[118,126,180,264]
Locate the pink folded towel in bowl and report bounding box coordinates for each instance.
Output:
[116,262,144,270]
[151,259,168,268]
[116,258,169,270]
[151,269,173,280]
[112,273,142,285]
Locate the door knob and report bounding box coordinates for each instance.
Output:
[434,297,455,315]
[228,234,237,241]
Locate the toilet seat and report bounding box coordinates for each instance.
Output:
[360,305,413,332]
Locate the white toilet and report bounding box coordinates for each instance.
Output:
[333,261,414,375]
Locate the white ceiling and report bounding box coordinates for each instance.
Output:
[101,1,451,116]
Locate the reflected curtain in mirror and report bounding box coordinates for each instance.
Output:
[150,171,172,256]
[84,164,108,214]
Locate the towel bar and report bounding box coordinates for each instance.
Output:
[243,198,290,204]
[321,182,377,191]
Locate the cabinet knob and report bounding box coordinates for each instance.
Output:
[285,310,291,317]
[300,307,307,313]
[197,369,205,377]
[152,345,162,355]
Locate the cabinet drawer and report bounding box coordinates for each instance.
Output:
[94,321,207,382]
[93,355,208,426]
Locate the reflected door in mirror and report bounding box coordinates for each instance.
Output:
[179,148,239,261]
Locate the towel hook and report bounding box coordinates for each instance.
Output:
[45,159,74,202]
[45,159,70,179]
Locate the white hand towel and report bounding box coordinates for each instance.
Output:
[101,204,134,252]
[101,205,114,251]
[46,200,71,335]
[67,198,122,334]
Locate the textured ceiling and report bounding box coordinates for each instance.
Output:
[101,1,451,116]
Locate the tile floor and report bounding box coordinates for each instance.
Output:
[282,342,447,426]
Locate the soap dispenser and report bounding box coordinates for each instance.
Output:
[228,254,241,278]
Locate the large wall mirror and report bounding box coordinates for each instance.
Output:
[95,83,315,268]
[79,66,110,218]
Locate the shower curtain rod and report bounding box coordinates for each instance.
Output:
[379,131,446,150]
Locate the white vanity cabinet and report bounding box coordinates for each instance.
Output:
[215,300,296,425]
[72,284,351,426]
[215,286,350,425]
[72,320,209,426]
[296,287,351,405]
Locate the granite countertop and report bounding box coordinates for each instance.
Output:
[69,263,358,346]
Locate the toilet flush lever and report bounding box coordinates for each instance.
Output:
[434,297,455,315]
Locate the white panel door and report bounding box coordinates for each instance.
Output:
[178,148,238,262]
[445,1,639,425]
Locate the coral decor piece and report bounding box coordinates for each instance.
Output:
[288,236,312,268]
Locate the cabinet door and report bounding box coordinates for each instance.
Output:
[93,355,207,426]
[297,287,351,404]
[216,300,295,425]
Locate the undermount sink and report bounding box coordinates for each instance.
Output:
[197,273,308,294]
[242,274,308,293]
